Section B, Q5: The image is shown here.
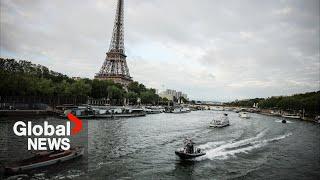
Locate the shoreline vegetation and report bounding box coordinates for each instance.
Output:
[0,58,319,120]
[225,91,320,119]
[0,58,168,107]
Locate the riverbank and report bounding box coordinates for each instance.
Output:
[0,110,59,117]
[257,108,317,122]
[0,106,318,123]
[215,106,318,122]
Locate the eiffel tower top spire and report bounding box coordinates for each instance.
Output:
[109,0,125,54]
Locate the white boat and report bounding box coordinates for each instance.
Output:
[95,107,146,118]
[209,114,230,128]
[234,108,241,113]
[143,106,163,114]
[270,110,281,116]
[211,106,224,111]
[144,109,162,114]
[5,147,84,174]
[61,107,95,118]
[239,112,250,118]
[172,107,191,113]
[281,114,300,119]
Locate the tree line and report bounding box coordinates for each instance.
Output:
[226,91,320,115]
[0,58,166,105]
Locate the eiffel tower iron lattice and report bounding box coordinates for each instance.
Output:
[95,0,132,86]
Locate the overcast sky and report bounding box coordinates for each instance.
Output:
[1,0,319,101]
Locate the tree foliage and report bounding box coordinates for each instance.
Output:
[226,92,320,115]
[0,58,160,105]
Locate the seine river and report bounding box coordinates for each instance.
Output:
[1,111,319,179]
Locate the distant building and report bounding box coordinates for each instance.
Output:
[158,89,189,102]
[158,89,175,101]
[176,91,182,98]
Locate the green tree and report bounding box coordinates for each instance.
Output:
[69,80,91,97]
[37,79,54,96]
[180,96,189,103]
[140,90,159,105]
[91,79,109,98]
[107,85,125,105]
[126,92,138,104]
[128,81,141,94]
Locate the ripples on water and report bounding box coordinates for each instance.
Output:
[1,111,319,179]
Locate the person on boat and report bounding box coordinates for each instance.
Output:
[184,138,195,154]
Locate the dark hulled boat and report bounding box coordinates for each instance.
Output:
[175,139,206,159]
[175,149,206,159]
[4,147,84,175]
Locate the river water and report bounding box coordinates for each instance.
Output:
[1,111,319,179]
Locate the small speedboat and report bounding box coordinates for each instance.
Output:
[175,139,205,159]
[282,119,287,123]
[4,147,84,174]
[175,150,206,159]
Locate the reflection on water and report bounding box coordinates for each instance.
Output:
[1,111,319,179]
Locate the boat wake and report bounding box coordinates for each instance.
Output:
[197,130,292,160]
[275,120,294,123]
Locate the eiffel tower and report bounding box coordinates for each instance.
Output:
[95,0,132,86]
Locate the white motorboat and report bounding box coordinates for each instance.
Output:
[143,106,163,114]
[210,114,230,128]
[281,114,301,119]
[239,112,250,118]
[95,107,146,118]
[172,107,191,113]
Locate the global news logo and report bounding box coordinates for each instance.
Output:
[12,113,83,151]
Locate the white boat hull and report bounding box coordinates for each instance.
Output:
[96,113,146,118]
[282,115,300,119]
[239,113,250,118]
